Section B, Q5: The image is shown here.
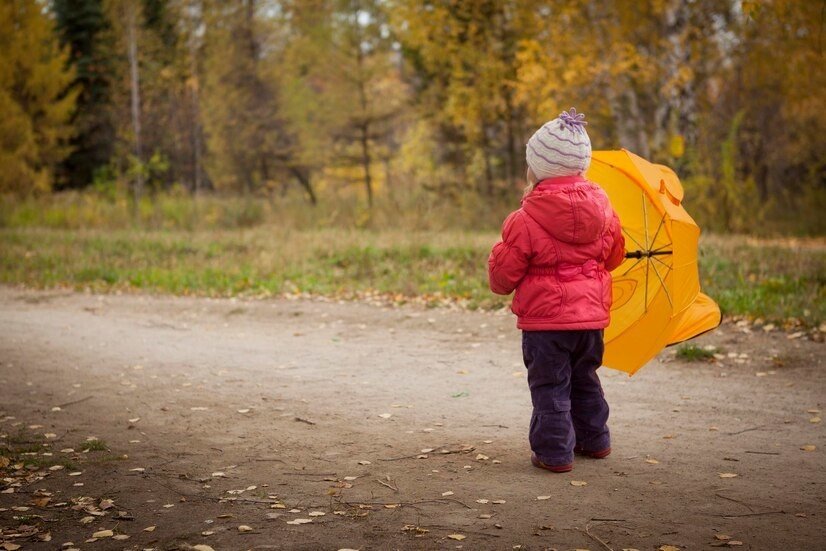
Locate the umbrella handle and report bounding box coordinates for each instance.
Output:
[625,250,673,259]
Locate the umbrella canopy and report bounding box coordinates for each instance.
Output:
[586,149,721,374]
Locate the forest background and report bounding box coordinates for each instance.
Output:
[0,0,824,327]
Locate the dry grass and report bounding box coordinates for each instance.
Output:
[1,226,823,325]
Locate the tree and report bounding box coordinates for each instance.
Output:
[0,0,77,194]
[53,0,115,189]
[391,0,525,195]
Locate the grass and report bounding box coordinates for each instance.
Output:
[80,438,109,452]
[0,227,823,327]
[675,344,717,362]
[0,430,76,471]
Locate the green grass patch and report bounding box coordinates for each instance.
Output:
[675,344,717,362]
[0,227,823,327]
[80,438,108,452]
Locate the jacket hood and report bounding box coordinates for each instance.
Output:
[521,176,610,244]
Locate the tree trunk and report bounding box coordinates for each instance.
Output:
[355,28,373,208]
[290,167,317,205]
[127,6,144,210]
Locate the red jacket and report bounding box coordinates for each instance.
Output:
[488,175,625,330]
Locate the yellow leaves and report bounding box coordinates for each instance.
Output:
[447,534,466,541]
[718,473,739,479]
[570,480,588,487]
[668,135,685,158]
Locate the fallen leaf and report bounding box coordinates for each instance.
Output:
[810,417,821,424]
[211,472,226,478]
[441,491,454,496]
[286,518,312,525]
[718,473,739,478]
[476,454,489,460]
[658,546,680,551]
[378,413,392,419]
[479,513,493,519]
[358,460,371,465]
[492,499,506,504]
[1,544,22,551]
[91,530,113,538]
[143,526,156,532]
[238,525,253,532]
[570,480,588,487]
[447,534,466,541]
[536,495,551,500]
[727,542,743,547]
[800,445,816,452]
[192,546,216,551]
[308,511,325,516]
[476,499,489,504]
[714,535,731,541]
[237,409,250,414]
[645,458,660,465]
[112,535,130,541]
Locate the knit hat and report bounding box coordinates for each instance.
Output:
[526,108,592,180]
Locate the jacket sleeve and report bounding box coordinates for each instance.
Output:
[488,210,532,295]
[604,211,626,272]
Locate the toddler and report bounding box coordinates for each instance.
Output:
[488,108,625,472]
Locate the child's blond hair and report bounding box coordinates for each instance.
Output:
[523,166,539,198]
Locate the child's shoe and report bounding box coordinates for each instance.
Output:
[573,445,611,459]
[530,453,573,473]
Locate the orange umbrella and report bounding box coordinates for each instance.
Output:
[586,149,721,374]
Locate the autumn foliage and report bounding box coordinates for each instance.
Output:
[0,0,823,234]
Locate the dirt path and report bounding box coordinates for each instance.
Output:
[0,287,823,551]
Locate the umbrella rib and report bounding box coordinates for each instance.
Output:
[650,213,666,251]
[651,255,673,272]
[622,227,646,251]
[642,192,650,250]
[644,258,650,312]
[650,258,673,308]
[650,241,673,253]
[620,257,644,277]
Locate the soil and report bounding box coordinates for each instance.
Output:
[0,287,823,551]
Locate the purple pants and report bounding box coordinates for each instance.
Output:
[522,330,610,466]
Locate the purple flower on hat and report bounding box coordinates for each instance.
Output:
[559,108,587,133]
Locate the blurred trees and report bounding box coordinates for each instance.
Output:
[1,0,823,234]
[0,0,77,194]
[53,0,115,190]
